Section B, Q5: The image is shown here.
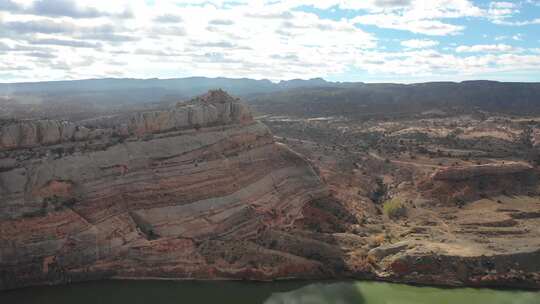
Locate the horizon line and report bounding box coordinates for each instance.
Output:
[1,76,539,86]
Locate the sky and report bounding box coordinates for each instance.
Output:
[0,0,539,83]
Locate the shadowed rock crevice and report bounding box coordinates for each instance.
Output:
[129,212,160,240]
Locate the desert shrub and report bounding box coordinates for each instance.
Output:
[367,254,378,266]
[370,178,386,203]
[371,233,386,246]
[383,198,407,219]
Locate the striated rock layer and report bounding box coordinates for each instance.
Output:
[0,90,334,290]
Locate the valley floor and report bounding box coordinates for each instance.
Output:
[261,111,540,288]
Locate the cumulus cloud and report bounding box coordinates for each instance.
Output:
[32,0,103,18]
[401,39,439,49]
[154,14,183,23]
[0,0,21,11]
[352,0,483,35]
[0,0,132,18]
[456,44,517,53]
[486,1,540,26]
[0,19,137,42]
[28,37,102,48]
[25,51,56,58]
[1,20,77,34]
[494,18,540,26]
[495,33,524,41]
[355,15,465,35]
[0,0,538,82]
[488,1,519,21]
[209,19,234,26]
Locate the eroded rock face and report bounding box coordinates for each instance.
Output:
[420,162,539,205]
[532,127,540,147]
[0,90,252,151]
[0,91,331,290]
[431,162,534,181]
[0,120,77,150]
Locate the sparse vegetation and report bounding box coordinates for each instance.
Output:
[371,234,386,246]
[370,178,387,204]
[383,198,407,219]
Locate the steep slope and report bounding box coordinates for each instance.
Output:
[0,90,333,290]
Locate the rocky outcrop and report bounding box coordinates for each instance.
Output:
[124,90,251,137]
[0,120,89,150]
[0,90,332,290]
[0,90,252,151]
[532,127,540,147]
[373,244,540,289]
[420,162,538,205]
[432,162,533,181]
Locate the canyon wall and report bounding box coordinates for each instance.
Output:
[0,90,331,289]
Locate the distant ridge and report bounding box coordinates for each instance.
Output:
[0,77,335,96]
[1,77,540,115]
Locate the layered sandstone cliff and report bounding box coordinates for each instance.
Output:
[0,90,251,151]
[0,90,333,290]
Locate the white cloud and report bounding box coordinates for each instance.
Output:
[486,1,540,26]
[0,0,379,81]
[512,33,524,41]
[351,0,483,36]
[488,1,519,21]
[353,14,465,35]
[401,39,439,49]
[495,33,525,41]
[455,44,517,53]
[0,0,538,82]
[494,18,540,26]
[354,49,540,79]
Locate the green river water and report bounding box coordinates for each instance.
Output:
[0,280,538,304]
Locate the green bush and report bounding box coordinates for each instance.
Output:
[383,198,407,219]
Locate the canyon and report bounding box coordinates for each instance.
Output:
[1,90,540,290]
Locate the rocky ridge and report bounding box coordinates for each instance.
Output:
[0,90,251,151]
[0,90,336,290]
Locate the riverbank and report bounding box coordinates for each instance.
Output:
[1,279,538,304]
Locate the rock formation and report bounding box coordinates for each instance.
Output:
[2,90,539,291]
[420,162,538,205]
[0,90,333,290]
[0,90,252,151]
[431,162,534,181]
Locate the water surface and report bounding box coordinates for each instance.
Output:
[0,279,538,304]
